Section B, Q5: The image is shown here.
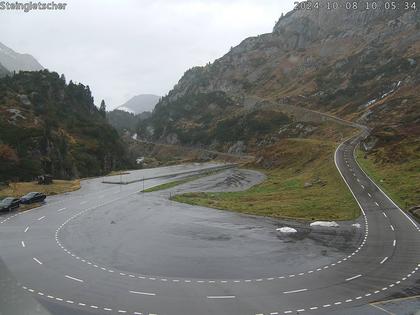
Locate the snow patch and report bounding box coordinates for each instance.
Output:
[276,227,297,233]
[362,81,403,108]
[310,221,339,228]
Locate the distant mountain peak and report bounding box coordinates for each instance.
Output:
[116,94,160,114]
[0,42,44,72]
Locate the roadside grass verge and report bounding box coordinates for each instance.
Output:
[172,138,359,221]
[0,179,81,200]
[356,148,420,211]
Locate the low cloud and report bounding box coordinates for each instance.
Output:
[1,0,294,108]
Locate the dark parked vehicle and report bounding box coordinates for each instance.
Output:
[20,192,46,204]
[0,197,21,212]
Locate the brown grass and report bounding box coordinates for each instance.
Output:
[0,179,81,199]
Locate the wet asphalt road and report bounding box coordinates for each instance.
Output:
[0,136,419,315]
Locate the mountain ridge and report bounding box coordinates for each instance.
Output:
[138,0,419,154]
[116,94,160,114]
[0,42,44,72]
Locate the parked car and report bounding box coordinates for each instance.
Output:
[20,192,46,204]
[0,197,21,212]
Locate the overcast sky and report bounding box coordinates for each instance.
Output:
[1,0,295,109]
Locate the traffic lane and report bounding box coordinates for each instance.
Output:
[1,163,224,227]
[58,192,356,280]
[2,185,410,302]
[4,155,406,284]
[0,172,193,230]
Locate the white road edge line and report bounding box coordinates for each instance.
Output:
[354,145,420,231]
[33,257,42,265]
[65,275,84,283]
[283,288,308,294]
[207,296,236,299]
[345,274,362,282]
[129,291,156,296]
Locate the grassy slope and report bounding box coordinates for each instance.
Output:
[356,148,420,210]
[0,180,80,199]
[173,138,359,221]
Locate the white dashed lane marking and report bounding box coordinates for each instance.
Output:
[21,241,25,248]
[65,275,84,283]
[383,212,388,218]
[374,202,379,207]
[393,240,396,247]
[33,257,42,265]
[37,216,45,221]
[283,288,307,294]
[345,274,362,282]
[390,225,395,231]
[380,257,388,264]
[24,226,29,233]
[57,207,66,212]
[207,296,236,299]
[129,291,156,296]
[53,192,370,285]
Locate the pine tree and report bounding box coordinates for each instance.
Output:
[99,100,106,118]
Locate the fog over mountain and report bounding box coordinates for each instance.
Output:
[116,94,160,114]
[0,62,9,78]
[0,1,293,107]
[0,42,44,72]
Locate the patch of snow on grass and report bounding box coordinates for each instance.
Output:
[310,221,339,228]
[276,227,297,233]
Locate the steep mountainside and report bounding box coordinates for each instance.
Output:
[0,62,9,78]
[107,109,151,134]
[0,42,44,72]
[0,71,131,182]
[139,0,419,155]
[117,94,160,114]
